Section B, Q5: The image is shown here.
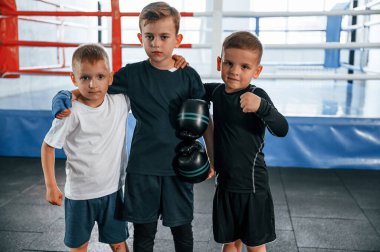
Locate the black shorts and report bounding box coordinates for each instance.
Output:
[212,187,276,247]
[123,173,194,227]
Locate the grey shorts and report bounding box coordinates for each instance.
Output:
[64,189,128,248]
[123,173,194,227]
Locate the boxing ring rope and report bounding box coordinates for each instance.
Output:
[2,9,380,17]
[1,1,380,80]
[2,40,380,79]
[2,0,380,169]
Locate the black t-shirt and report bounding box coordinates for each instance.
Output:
[204,83,288,193]
[109,60,205,175]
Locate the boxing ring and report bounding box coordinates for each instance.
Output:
[1,0,380,169]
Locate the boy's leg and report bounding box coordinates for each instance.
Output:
[170,223,193,252]
[246,244,266,252]
[69,242,89,252]
[64,198,95,250]
[133,221,158,252]
[123,174,162,252]
[110,241,129,252]
[241,191,276,249]
[212,187,238,245]
[96,189,129,251]
[222,240,243,252]
[161,176,194,252]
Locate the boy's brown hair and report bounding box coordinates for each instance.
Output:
[222,31,263,63]
[72,43,110,70]
[139,2,181,34]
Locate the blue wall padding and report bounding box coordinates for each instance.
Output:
[265,116,380,169]
[324,2,350,68]
[1,109,380,170]
[0,110,64,158]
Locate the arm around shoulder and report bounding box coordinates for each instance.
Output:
[108,66,129,94]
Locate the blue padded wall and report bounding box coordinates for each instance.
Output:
[1,110,380,170]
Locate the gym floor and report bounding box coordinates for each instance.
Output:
[0,157,379,252]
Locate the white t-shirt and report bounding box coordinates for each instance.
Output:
[44,94,130,200]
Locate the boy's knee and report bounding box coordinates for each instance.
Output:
[69,241,89,252]
[247,244,266,252]
[133,222,158,252]
[110,241,128,252]
[170,223,193,238]
[170,223,193,252]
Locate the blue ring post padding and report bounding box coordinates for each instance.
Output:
[324,2,350,68]
[178,162,210,177]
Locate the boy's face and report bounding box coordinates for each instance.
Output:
[138,17,183,69]
[70,59,113,107]
[217,48,263,93]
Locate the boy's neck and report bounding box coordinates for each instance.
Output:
[149,58,176,70]
[77,95,106,108]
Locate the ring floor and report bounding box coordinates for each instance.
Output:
[0,157,379,252]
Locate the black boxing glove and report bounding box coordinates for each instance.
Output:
[173,140,210,184]
[177,99,209,140]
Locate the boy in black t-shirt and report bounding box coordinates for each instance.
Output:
[204,31,288,252]
[51,2,214,252]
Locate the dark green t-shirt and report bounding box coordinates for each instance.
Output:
[109,60,205,176]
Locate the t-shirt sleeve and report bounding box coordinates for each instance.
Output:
[187,67,206,100]
[108,65,129,95]
[111,93,131,113]
[203,83,221,103]
[43,117,71,149]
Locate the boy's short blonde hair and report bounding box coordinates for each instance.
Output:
[222,31,263,63]
[72,43,110,70]
[139,2,181,34]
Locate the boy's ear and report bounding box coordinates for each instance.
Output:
[175,34,183,48]
[137,33,143,44]
[217,56,222,71]
[253,65,263,79]
[108,72,114,86]
[70,73,77,86]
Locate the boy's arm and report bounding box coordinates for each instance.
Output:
[202,83,217,179]
[172,54,189,69]
[240,90,288,137]
[203,115,215,179]
[109,55,187,95]
[53,89,80,119]
[41,142,63,206]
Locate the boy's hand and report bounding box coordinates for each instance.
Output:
[56,109,71,119]
[52,90,73,118]
[46,186,63,206]
[172,54,189,69]
[207,165,215,179]
[240,92,261,113]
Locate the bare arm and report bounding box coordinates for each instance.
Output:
[41,142,63,206]
[172,54,189,69]
[203,115,215,179]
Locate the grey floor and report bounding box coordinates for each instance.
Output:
[0,157,379,252]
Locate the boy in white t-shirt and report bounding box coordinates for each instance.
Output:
[41,43,130,252]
